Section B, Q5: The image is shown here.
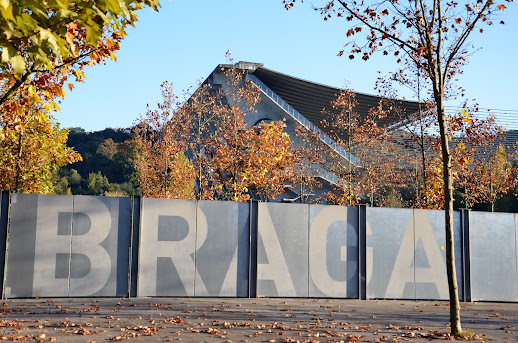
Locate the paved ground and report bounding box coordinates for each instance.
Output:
[0,298,516,342]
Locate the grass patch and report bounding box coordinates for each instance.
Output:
[454,330,488,341]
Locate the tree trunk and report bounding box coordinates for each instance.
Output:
[348,110,352,205]
[435,94,463,336]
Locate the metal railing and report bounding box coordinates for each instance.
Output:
[247,74,359,168]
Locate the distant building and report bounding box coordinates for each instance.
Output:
[202,61,420,202]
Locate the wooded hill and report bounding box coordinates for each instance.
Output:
[54,127,139,197]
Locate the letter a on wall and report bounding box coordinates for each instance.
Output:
[256,202,308,297]
[385,210,448,299]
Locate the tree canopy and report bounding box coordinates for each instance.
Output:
[0,0,160,194]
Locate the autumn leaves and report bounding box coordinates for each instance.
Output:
[132,64,517,208]
[133,67,295,202]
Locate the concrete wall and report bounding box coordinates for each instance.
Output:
[0,192,515,301]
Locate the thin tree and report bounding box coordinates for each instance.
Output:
[320,89,362,205]
[293,125,324,203]
[476,144,513,211]
[284,0,513,335]
[320,90,400,206]
[182,83,221,200]
[132,82,195,199]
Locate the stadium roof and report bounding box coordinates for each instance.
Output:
[213,61,421,133]
[251,65,421,131]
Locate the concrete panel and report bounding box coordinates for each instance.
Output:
[138,198,198,296]
[5,194,73,298]
[309,205,358,298]
[470,212,517,301]
[195,201,250,297]
[257,202,308,297]
[366,207,414,299]
[0,191,9,296]
[129,197,141,297]
[69,196,131,297]
[413,210,463,300]
[249,201,258,298]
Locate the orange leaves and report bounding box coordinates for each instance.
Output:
[497,4,507,10]
[211,118,294,201]
[133,82,195,199]
[240,122,295,200]
[133,64,294,202]
[460,144,514,211]
[1,1,158,111]
[320,89,400,206]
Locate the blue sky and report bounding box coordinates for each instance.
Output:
[55,0,518,131]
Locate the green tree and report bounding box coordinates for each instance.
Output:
[67,168,83,187]
[0,0,160,107]
[86,171,109,195]
[0,0,160,195]
[0,105,81,193]
[58,128,139,196]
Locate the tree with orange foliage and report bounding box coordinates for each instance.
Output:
[319,89,401,206]
[134,61,295,202]
[319,89,362,206]
[410,109,504,210]
[453,110,505,210]
[468,144,513,212]
[180,83,220,200]
[237,121,294,200]
[285,0,514,332]
[354,104,403,207]
[132,82,195,199]
[207,63,294,202]
[292,125,324,203]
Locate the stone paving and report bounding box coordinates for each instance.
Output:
[0,298,516,342]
